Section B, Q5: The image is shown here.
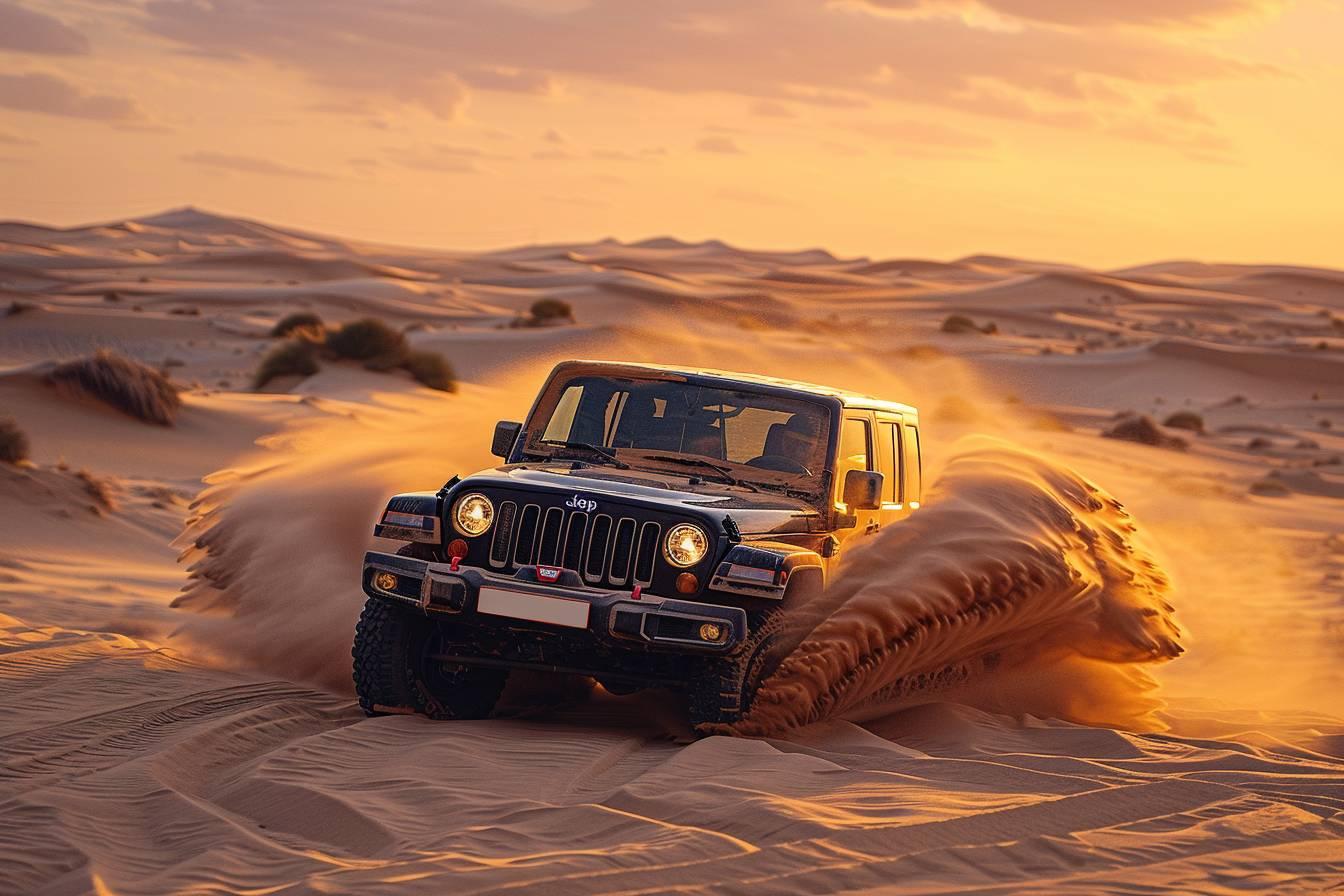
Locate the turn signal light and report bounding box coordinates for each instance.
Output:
[699,623,724,642]
[374,572,398,592]
[676,573,698,594]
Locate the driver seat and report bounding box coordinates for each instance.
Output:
[751,414,818,471]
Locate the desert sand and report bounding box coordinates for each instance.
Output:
[2,208,1343,894]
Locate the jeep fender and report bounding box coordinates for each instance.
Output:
[708,541,823,601]
[372,491,443,545]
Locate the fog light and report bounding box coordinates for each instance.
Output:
[374,571,398,592]
[676,572,698,594]
[699,622,724,642]
[448,538,469,559]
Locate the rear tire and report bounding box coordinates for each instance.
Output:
[352,597,506,720]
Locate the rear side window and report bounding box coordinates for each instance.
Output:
[877,422,905,503]
[906,425,922,503]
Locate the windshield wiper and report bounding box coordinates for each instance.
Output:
[539,440,629,469]
[639,455,757,491]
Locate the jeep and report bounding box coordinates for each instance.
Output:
[353,360,922,732]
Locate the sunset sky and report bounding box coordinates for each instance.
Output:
[1,0,1341,266]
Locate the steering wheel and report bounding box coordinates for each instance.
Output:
[745,455,812,476]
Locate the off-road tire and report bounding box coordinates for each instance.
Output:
[352,597,422,715]
[352,597,507,720]
[687,607,792,734]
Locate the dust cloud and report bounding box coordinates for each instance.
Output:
[737,437,1183,736]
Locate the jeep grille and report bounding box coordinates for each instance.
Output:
[488,500,663,588]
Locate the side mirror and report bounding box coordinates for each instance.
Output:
[492,421,522,459]
[843,469,883,511]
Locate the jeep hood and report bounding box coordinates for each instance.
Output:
[459,464,822,535]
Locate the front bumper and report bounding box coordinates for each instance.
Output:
[361,550,747,655]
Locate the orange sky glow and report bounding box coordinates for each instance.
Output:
[1,0,1341,266]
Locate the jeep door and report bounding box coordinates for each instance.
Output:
[835,411,881,537]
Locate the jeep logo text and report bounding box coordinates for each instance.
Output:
[565,495,598,512]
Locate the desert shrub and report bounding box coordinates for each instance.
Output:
[6,300,36,316]
[530,298,574,324]
[0,417,29,464]
[47,351,180,425]
[1102,415,1187,451]
[254,340,321,389]
[326,317,407,361]
[1249,478,1290,497]
[170,307,200,316]
[940,314,995,335]
[103,291,122,303]
[1162,411,1205,433]
[76,468,116,512]
[271,311,325,338]
[401,349,457,393]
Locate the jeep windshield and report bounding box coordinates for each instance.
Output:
[521,373,833,501]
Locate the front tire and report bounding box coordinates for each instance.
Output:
[686,570,822,736]
[687,608,791,734]
[352,597,506,720]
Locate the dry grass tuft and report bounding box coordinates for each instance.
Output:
[940,314,996,335]
[0,417,29,464]
[270,312,325,338]
[75,468,117,513]
[47,351,181,425]
[1102,415,1187,450]
[254,340,321,389]
[253,316,456,394]
[1162,411,1205,433]
[326,318,406,360]
[401,350,457,393]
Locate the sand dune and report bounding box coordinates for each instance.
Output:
[2,209,1343,894]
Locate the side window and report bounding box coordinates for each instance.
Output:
[889,423,905,504]
[838,417,872,482]
[906,425,922,504]
[876,422,904,503]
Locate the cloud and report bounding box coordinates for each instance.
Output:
[696,135,745,154]
[972,0,1280,27]
[181,151,335,180]
[751,100,795,118]
[1156,94,1215,126]
[0,1,89,55]
[0,131,36,145]
[859,0,1284,27]
[136,0,1274,137]
[0,71,140,121]
[543,128,566,145]
[460,66,554,94]
[847,118,994,152]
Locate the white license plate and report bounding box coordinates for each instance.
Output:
[477,587,590,629]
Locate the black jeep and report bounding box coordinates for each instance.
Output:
[353,360,922,731]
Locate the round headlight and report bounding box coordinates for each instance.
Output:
[453,493,494,536]
[664,524,708,568]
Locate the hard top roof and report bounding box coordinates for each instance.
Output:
[552,359,918,417]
